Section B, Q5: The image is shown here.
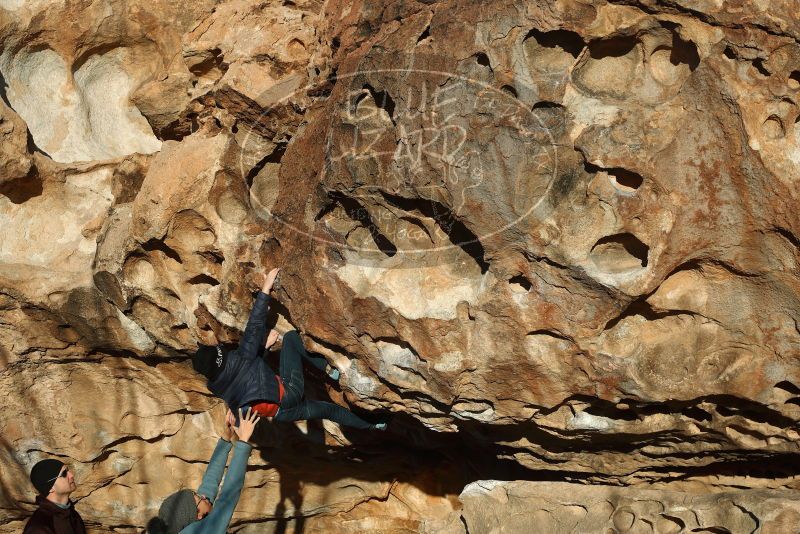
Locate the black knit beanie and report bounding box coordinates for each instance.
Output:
[30,459,64,495]
[193,344,225,381]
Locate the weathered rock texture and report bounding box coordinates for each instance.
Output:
[460,481,800,533]
[1,0,799,532]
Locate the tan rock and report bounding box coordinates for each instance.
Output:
[2,0,800,530]
[0,99,32,188]
[459,481,800,534]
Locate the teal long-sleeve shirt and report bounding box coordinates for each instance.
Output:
[180,438,253,533]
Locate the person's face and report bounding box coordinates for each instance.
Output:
[49,465,76,495]
[194,492,212,520]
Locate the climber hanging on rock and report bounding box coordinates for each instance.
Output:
[192,266,386,430]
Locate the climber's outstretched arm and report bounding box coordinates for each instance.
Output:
[236,267,280,361]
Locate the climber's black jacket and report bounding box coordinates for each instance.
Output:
[207,292,281,412]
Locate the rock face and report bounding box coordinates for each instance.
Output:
[1,0,799,532]
[460,481,800,533]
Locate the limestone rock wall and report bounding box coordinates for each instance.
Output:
[1,0,799,532]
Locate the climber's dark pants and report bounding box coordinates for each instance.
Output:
[274,331,373,429]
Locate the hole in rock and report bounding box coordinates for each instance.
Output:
[523,28,584,98]
[585,162,643,191]
[763,115,785,139]
[122,254,156,288]
[726,425,768,446]
[309,67,339,98]
[500,85,518,98]
[399,215,434,242]
[198,249,225,265]
[524,28,585,58]
[773,226,800,249]
[328,192,398,256]
[187,273,220,287]
[668,45,699,71]
[0,72,9,108]
[246,141,287,188]
[141,239,183,264]
[590,233,649,273]
[509,275,532,292]
[159,113,200,142]
[287,38,307,59]
[265,296,296,327]
[353,91,369,108]
[608,168,643,189]
[707,394,797,428]
[775,381,800,395]
[314,196,338,222]
[214,188,249,225]
[363,84,396,124]
[169,209,216,250]
[527,329,573,342]
[532,101,562,109]
[331,36,340,53]
[722,46,737,61]
[661,26,700,71]
[0,168,43,204]
[679,406,713,422]
[474,52,492,69]
[584,162,644,192]
[379,192,489,273]
[660,514,686,531]
[752,57,770,77]
[789,70,800,89]
[416,25,431,44]
[188,47,228,78]
[588,35,637,60]
[573,35,640,98]
[715,405,739,417]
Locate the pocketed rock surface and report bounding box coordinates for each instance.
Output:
[1,0,799,532]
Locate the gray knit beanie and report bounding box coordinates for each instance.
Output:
[149,489,197,534]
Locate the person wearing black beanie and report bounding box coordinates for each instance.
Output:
[24,458,86,534]
[193,344,225,382]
